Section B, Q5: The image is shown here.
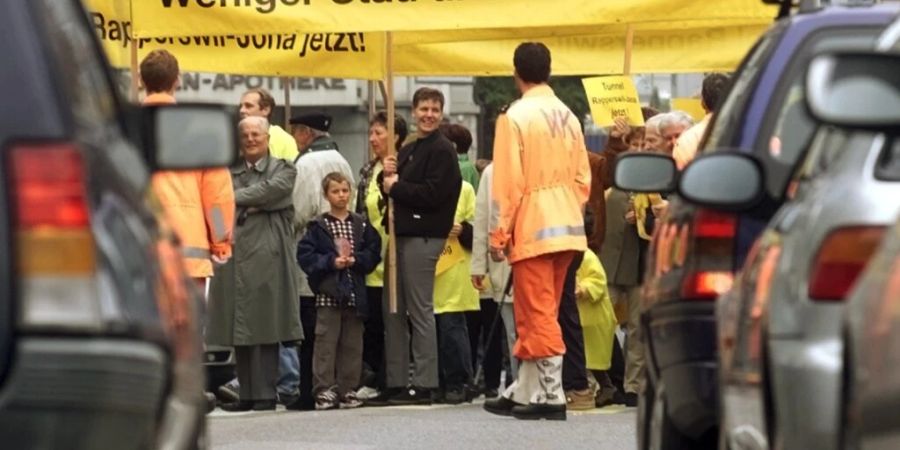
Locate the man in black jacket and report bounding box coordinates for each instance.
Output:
[374,87,462,405]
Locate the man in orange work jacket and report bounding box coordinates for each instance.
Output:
[139,49,235,281]
[483,42,591,421]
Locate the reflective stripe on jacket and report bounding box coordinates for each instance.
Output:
[490,85,591,263]
[144,93,236,278]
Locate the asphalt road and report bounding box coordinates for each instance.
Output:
[208,400,636,450]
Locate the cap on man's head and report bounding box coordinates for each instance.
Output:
[290,113,332,132]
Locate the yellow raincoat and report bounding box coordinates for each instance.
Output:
[575,249,617,370]
[434,182,480,314]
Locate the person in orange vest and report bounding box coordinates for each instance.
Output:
[483,42,591,421]
[139,49,235,283]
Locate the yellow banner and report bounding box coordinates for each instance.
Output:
[90,0,385,79]
[435,238,465,276]
[670,98,706,122]
[396,24,767,76]
[582,76,645,127]
[89,0,768,78]
[130,0,777,39]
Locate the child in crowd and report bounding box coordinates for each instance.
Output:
[574,248,619,408]
[297,172,382,410]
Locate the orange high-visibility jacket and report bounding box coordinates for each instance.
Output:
[144,93,235,278]
[490,85,591,263]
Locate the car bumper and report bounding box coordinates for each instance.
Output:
[0,337,168,449]
[644,301,719,439]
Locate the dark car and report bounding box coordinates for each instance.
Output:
[614,3,899,449]
[0,0,234,448]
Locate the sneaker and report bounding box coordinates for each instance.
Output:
[565,388,595,411]
[277,390,300,407]
[217,378,240,403]
[355,386,380,401]
[387,387,431,406]
[340,391,363,409]
[315,389,339,411]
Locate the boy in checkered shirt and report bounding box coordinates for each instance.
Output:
[297,172,382,410]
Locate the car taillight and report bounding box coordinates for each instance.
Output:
[809,226,885,301]
[681,271,734,299]
[8,143,100,330]
[693,210,737,239]
[679,210,737,299]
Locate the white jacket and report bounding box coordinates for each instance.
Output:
[471,164,513,303]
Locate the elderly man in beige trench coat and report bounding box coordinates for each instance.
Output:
[207,116,303,412]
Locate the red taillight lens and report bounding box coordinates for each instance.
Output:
[809,226,886,301]
[693,210,737,239]
[681,271,734,299]
[10,144,89,229]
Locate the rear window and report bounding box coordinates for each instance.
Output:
[877,138,900,181]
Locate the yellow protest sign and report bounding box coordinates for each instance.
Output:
[435,238,465,276]
[130,0,777,39]
[671,98,706,122]
[582,76,645,127]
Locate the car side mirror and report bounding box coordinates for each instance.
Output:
[613,151,677,193]
[806,51,900,129]
[678,152,764,212]
[140,104,237,171]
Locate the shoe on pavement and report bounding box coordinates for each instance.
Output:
[623,392,638,407]
[511,403,566,421]
[355,386,380,401]
[595,386,618,408]
[483,388,499,399]
[340,391,363,409]
[204,392,217,414]
[566,388,595,411]
[364,387,402,407]
[387,387,432,406]
[315,388,340,411]
[277,390,300,407]
[217,378,240,403]
[252,400,277,411]
[444,387,467,405]
[483,396,520,417]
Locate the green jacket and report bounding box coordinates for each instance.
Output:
[206,156,303,346]
[457,154,480,191]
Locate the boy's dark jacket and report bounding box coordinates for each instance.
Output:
[296,212,382,319]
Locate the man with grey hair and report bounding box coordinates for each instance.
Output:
[656,111,694,155]
[208,115,302,412]
[642,114,668,153]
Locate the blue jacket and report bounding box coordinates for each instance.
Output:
[296,212,382,319]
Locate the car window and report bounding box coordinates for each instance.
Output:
[797,128,877,180]
[39,0,119,128]
[704,28,782,152]
[876,138,900,181]
[756,28,881,197]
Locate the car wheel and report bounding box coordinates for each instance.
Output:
[649,383,700,450]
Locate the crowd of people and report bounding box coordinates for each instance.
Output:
[138,42,729,419]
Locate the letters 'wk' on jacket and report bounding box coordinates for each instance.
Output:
[490,85,591,262]
[143,93,235,278]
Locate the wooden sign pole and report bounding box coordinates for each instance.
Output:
[383,32,399,314]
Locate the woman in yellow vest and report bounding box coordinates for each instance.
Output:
[434,181,479,404]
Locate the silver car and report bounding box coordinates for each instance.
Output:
[677,23,900,450]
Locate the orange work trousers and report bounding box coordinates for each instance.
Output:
[511,251,577,360]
